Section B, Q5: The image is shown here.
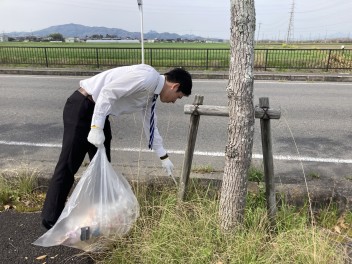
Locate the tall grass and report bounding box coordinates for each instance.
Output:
[95,180,348,264]
[0,165,44,212]
[0,167,349,263]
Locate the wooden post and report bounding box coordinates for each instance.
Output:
[255,97,281,229]
[181,97,281,222]
[178,95,204,201]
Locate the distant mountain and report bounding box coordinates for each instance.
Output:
[5,23,207,40]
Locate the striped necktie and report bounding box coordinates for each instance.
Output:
[149,94,158,149]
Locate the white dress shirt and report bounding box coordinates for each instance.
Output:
[79,64,167,157]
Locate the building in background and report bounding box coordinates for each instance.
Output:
[0,34,9,42]
[65,37,81,43]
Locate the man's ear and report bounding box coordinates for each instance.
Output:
[171,83,180,90]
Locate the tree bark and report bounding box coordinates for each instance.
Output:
[219,0,256,231]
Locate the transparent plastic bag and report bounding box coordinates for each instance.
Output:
[33,147,140,251]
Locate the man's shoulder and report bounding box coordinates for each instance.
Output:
[108,64,156,76]
[133,64,157,72]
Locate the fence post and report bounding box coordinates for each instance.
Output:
[44,48,49,68]
[178,95,204,201]
[264,49,269,71]
[182,98,281,226]
[150,49,153,66]
[326,49,332,72]
[255,97,281,230]
[95,48,100,68]
[206,49,209,70]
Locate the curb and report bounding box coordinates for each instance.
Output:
[255,73,352,82]
[0,68,100,77]
[30,168,352,214]
[0,68,352,82]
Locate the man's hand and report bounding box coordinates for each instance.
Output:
[87,125,105,148]
[161,157,177,185]
[161,157,174,176]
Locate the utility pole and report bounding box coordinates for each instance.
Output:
[324,29,327,43]
[137,0,144,64]
[286,0,295,44]
[256,22,261,45]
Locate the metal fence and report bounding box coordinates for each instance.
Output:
[0,46,351,71]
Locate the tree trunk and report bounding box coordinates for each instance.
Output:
[219,0,256,231]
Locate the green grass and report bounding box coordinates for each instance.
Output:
[308,171,321,179]
[248,165,264,183]
[95,180,350,263]
[0,166,45,212]
[1,168,351,263]
[0,41,230,49]
[0,44,230,70]
[1,42,351,71]
[191,164,215,174]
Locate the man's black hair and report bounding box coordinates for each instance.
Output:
[164,68,192,96]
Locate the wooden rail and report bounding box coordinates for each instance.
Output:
[179,96,281,227]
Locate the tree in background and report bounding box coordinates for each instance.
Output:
[219,0,256,231]
[48,33,64,41]
[91,34,104,39]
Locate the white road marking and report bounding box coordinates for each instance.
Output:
[1,140,352,164]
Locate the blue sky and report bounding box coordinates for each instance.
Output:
[1,0,351,40]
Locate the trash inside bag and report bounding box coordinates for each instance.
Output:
[33,148,140,251]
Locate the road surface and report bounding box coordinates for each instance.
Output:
[1,74,352,185]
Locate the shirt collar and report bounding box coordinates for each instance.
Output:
[154,75,165,95]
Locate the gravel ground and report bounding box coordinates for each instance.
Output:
[0,210,94,264]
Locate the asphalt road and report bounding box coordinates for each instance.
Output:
[0,210,94,264]
[1,74,352,185]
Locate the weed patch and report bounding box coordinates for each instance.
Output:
[98,180,349,264]
[0,169,350,263]
[0,166,45,212]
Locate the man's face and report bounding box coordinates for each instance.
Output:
[160,83,185,103]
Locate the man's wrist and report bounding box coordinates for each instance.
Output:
[160,154,169,160]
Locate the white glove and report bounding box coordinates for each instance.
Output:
[87,125,105,148]
[161,158,177,185]
[161,157,174,176]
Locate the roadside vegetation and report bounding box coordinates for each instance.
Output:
[1,165,352,263]
[0,165,45,212]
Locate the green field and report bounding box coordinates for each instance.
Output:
[0,42,351,71]
[0,41,229,49]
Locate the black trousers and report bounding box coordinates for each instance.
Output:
[41,90,112,224]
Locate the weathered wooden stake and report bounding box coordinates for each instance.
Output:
[255,97,281,229]
[178,95,204,201]
[181,96,281,225]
